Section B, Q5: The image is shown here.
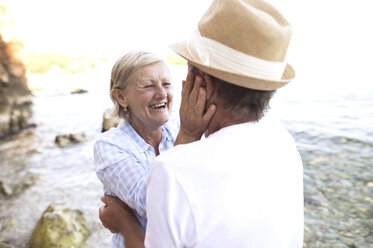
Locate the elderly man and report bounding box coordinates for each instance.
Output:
[100,0,304,247]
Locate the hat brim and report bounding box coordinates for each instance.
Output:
[169,41,295,91]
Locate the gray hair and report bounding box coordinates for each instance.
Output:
[188,63,275,122]
[110,50,165,120]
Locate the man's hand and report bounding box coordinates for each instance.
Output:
[99,195,132,233]
[99,196,145,248]
[175,69,216,145]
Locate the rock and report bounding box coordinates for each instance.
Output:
[102,108,120,132]
[69,133,86,143]
[0,174,37,197]
[0,63,9,83]
[55,135,70,147]
[0,180,13,195]
[0,35,33,138]
[8,62,25,78]
[0,242,13,248]
[55,133,87,147]
[28,203,90,248]
[71,88,88,94]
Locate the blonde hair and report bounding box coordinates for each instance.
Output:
[110,50,165,120]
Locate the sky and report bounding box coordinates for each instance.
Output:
[4,0,213,56]
[3,0,373,92]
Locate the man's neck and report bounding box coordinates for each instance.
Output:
[206,107,250,137]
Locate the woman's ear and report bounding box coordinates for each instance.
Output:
[113,89,127,108]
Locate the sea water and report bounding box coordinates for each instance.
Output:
[0,64,372,247]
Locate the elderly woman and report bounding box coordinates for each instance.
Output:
[94,50,215,248]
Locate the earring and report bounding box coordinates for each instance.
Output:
[124,106,130,119]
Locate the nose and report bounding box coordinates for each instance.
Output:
[155,84,167,98]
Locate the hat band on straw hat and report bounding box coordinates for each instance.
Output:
[186,29,287,81]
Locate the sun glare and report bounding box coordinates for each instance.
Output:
[3,0,213,57]
[1,0,372,91]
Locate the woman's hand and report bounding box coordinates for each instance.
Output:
[175,69,216,145]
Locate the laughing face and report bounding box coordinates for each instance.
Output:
[124,62,173,131]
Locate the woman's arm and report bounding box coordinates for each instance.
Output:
[94,143,148,218]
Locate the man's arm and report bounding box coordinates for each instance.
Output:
[100,196,145,248]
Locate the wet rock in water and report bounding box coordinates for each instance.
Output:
[101,108,120,132]
[0,180,13,195]
[55,135,70,147]
[55,133,86,147]
[0,242,13,248]
[71,88,88,94]
[69,133,86,143]
[0,174,37,197]
[0,35,33,138]
[28,203,90,248]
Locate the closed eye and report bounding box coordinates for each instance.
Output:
[143,84,154,89]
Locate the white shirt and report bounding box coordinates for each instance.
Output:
[145,116,304,248]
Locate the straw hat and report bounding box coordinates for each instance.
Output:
[169,0,295,90]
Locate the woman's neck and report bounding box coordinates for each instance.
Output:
[129,119,162,155]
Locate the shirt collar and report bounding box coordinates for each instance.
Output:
[161,123,174,142]
[118,119,173,153]
[119,120,151,152]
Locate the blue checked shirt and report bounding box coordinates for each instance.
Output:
[94,115,179,248]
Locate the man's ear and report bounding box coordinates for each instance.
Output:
[113,89,127,108]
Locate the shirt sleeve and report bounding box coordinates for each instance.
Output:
[145,160,197,248]
[94,139,148,218]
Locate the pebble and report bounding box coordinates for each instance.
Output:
[71,88,88,94]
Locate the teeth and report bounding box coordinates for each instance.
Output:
[150,103,166,108]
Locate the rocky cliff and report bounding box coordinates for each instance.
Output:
[0,34,32,138]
